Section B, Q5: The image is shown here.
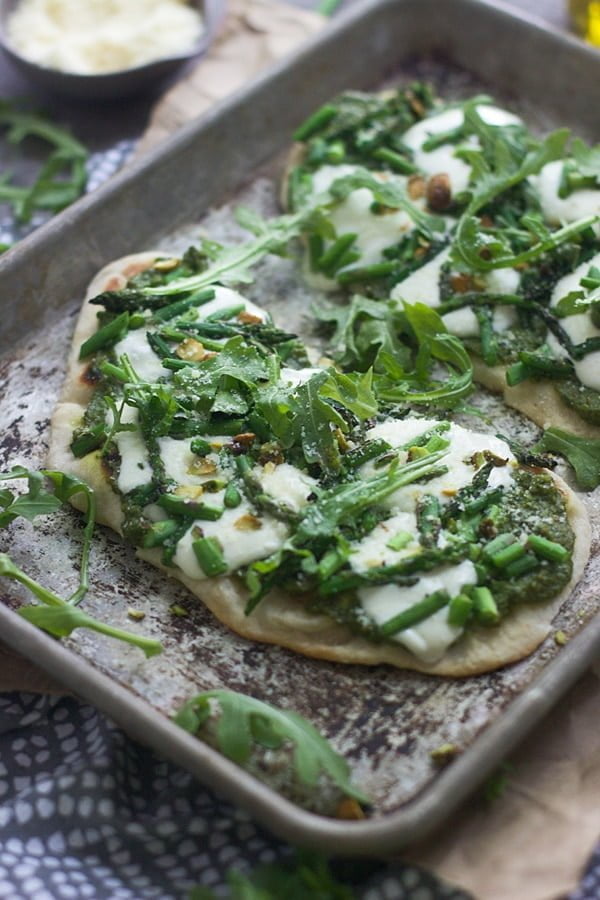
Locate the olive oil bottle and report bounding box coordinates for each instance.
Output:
[569,0,600,44]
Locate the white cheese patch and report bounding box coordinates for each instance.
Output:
[547,250,600,390]
[402,105,521,195]
[173,504,289,579]
[258,463,318,513]
[349,511,420,571]
[359,560,478,663]
[279,367,323,386]
[362,419,515,512]
[391,248,520,337]
[197,287,267,323]
[7,0,204,75]
[113,328,166,383]
[157,436,224,487]
[531,160,600,226]
[308,163,425,276]
[112,407,152,494]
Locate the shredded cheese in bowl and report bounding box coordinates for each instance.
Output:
[6,0,204,75]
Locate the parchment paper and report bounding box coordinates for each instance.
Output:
[1,2,599,897]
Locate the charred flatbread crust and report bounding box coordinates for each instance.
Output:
[48,254,592,676]
[472,359,600,440]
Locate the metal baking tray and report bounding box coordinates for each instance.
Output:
[1,0,600,855]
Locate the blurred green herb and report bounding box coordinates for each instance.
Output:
[533,427,600,490]
[189,851,356,899]
[482,762,514,804]
[0,466,162,657]
[0,100,88,223]
[174,689,368,804]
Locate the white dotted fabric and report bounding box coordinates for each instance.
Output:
[0,692,598,899]
[0,692,469,900]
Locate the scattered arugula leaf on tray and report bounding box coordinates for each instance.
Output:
[174,689,369,805]
[0,466,162,657]
[0,100,88,224]
[533,428,600,491]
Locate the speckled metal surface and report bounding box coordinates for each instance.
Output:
[0,0,599,854]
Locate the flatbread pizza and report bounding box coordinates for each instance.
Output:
[283,85,600,438]
[48,249,591,676]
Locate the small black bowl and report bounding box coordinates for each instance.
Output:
[0,0,225,100]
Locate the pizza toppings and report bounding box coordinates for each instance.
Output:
[67,244,578,667]
[289,87,600,432]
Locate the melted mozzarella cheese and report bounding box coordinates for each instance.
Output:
[359,560,477,663]
[157,436,225,488]
[349,511,420,571]
[531,160,600,226]
[258,463,318,513]
[113,407,153,493]
[402,105,521,195]
[547,250,600,390]
[362,419,515,513]
[174,505,289,579]
[308,163,424,274]
[390,248,520,337]
[351,419,514,660]
[113,328,167,382]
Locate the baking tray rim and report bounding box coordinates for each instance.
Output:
[1,0,599,855]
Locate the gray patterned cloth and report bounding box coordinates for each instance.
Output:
[0,692,471,900]
[0,691,598,900]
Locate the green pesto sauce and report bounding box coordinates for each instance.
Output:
[309,467,574,641]
[555,377,600,425]
[488,468,574,616]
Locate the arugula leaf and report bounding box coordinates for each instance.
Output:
[295,372,345,474]
[0,554,161,658]
[319,369,378,420]
[0,468,161,656]
[374,304,473,408]
[189,852,356,900]
[174,689,368,804]
[0,101,88,223]
[533,427,600,490]
[571,137,600,178]
[139,212,306,298]
[313,295,412,372]
[294,449,447,543]
[0,467,63,526]
[0,467,97,605]
[451,118,571,271]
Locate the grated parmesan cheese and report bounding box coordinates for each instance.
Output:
[6,0,204,75]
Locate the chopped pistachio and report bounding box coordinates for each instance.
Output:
[153,257,180,272]
[430,742,459,766]
[335,797,365,820]
[127,608,146,621]
[169,604,188,617]
[188,458,217,477]
[234,513,262,531]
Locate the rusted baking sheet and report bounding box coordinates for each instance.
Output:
[1,0,599,855]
